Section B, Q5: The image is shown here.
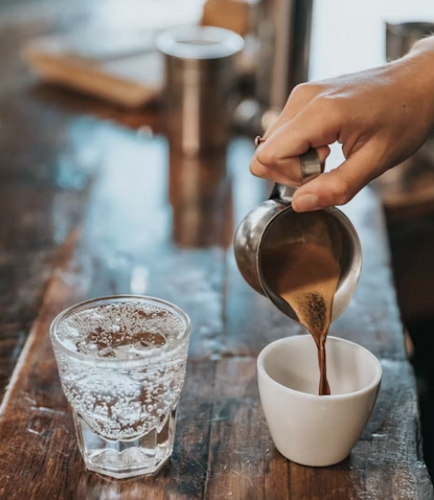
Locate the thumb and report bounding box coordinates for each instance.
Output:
[291,147,379,212]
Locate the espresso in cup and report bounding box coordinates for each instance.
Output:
[257,336,382,466]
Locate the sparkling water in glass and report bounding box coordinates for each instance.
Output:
[50,295,191,479]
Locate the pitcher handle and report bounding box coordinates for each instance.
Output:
[269,183,296,201]
[267,148,323,201]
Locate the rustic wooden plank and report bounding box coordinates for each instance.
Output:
[204,357,433,500]
[286,360,433,500]
[0,0,432,498]
[0,0,175,404]
[0,235,218,499]
[54,124,229,361]
[0,80,228,393]
[0,158,92,399]
[0,0,109,403]
[205,357,289,500]
[2,295,432,500]
[1,89,428,500]
[0,66,230,499]
[220,150,433,497]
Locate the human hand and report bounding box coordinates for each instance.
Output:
[250,37,434,212]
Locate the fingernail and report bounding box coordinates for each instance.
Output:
[254,136,265,147]
[292,193,320,212]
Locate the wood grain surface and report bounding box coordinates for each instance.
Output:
[0,0,432,499]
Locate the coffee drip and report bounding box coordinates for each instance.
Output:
[261,212,341,396]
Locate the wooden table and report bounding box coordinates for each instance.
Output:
[0,0,433,498]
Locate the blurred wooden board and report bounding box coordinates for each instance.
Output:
[22,32,163,108]
[0,0,432,498]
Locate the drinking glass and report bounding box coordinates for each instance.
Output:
[50,295,191,479]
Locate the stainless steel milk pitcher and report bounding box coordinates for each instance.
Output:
[233,149,362,322]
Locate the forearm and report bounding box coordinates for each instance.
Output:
[402,35,434,132]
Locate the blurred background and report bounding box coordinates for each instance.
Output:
[1,0,434,478]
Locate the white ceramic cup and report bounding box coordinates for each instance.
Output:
[257,335,382,467]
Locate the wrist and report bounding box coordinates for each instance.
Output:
[408,35,434,59]
[404,36,434,85]
[401,37,434,127]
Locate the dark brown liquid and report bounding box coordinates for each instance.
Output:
[262,242,340,395]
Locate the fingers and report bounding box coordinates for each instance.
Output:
[291,145,380,212]
[250,145,330,185]
[250,99,340,184]
[261,98,341,158]
[249,85,378,208]
[262,83,323,138]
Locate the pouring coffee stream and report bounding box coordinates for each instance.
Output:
[234,143,362,395]
[260,213,341,395]
[255,140,338,394]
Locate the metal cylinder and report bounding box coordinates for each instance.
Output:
[256,0,314,113]
[168,148,232,248]
[157,26,244,156]
[386,21,434,61]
